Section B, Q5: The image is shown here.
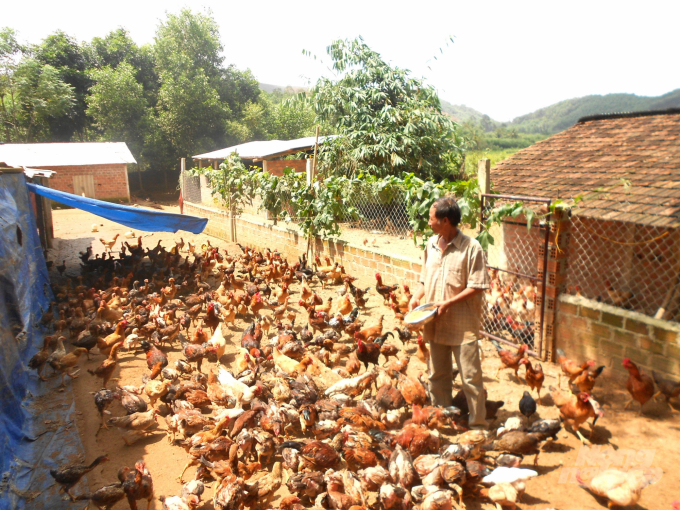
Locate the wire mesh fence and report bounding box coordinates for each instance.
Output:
[181,170,202,205]
[565,214,680,322]
[339,183,412,236]
[479,195,550,354]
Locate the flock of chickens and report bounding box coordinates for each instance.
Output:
[33,232,676,510]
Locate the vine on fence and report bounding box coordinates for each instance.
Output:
[187,153,549,252]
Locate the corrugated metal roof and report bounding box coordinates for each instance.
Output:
[0,142,137,167]
[193,135,337,160]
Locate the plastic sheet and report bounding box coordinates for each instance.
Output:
[0,173,86,509]
[26,182,208,234]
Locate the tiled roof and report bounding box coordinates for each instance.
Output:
[491,110,680,226]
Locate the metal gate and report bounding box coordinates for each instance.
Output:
[479,194,551,358]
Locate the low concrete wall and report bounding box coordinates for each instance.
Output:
[184,201,423,287]
[555,293,680,381]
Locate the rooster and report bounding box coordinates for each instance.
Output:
[356,339,381,371]
[375,273,399,304]
[491,339,527,381]
[141,340,168,379]
[623,358,655,415]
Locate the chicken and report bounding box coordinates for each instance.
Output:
[88,342,123,388]
[273,347,304,376]
[416,334,430,364]
[107,408,158,443]
[388,444,416,488]
[550,387,600,444]
[395,423,437,457]
[217,366,260,408]
[519,358,544,402]
[491,339,527,380]
[299,440,341,470]
[121,460,154,510]
[93,389,121,432]
[98,319,128,357]
[479,482,518,510]
[28,335,56,381]
[141,340,169,379]
[204,302,221,334]
[286,471,325,500]
[208,326,229,361]
[99,233,120,252]
[652,370,680,412]
[213,475,245,510]
[355,315,384,342]
[51,347,88,386]
[74,482,124,509]
[623,358,655,414]
[356,339,381,370]
[556,348,594,388]
[577,468,657,508]
[50,455,109,500]
[145,378,172,406]
[519,391,536,420]
[325,370,376,398]
[604,278,633,307]
[245,461,282,508]
[572,364,605,394]
[489,430,544,466]
[375,273,399,304]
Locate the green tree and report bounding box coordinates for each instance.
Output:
[307,37,463,180]
[5,58,75,142]
[86,62,149,181]
[0,28,24,141]
[89,28,158,102]
[34,31,93,140]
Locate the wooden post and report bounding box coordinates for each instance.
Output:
[311,125,320,182]
[478,158,491,196]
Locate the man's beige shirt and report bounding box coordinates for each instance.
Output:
[419,230,490,345]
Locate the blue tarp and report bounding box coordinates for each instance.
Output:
[26,183,208,234]
[0,173,84,509]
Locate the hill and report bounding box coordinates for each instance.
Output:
[440,100,500,132]
[509,89,680,134]
[259,82,307,94]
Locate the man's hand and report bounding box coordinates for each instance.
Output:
[434,300,451,316]
[409,295,421,311]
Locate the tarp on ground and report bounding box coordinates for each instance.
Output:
[26,183,208,234]
[0,172,85,509]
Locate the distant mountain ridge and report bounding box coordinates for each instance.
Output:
[441,89,680,134]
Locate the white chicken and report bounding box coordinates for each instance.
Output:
[483,467,538,486]
[324,370,376,398]
[577,468,657,508]
[208,327,228,360]
[216,365,257,408]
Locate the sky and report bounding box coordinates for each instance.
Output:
[4,0,679,121]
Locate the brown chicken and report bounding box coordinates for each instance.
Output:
[623,358,655,414]
[556,348,594,387]
[344,447,380,470]
[572,364,605,394]
[98,319,128,357]
[375,273,399,304]
[28,335,57,381]
[356,339,381,370]
[491,339,527,380]
[395,372,428,406]
[121,460,154,510]
[300,441,341,470]
[376,384,407,410]
[88,342,123,388]
[550,387,599,444]
[520,358,545,403]
[395,423,436,457]
[141,340,168,379]
[50,455,110,501]
[652,371,680,412]
[52,347,88,386]
[204,302,221,333]
[416,334,430,364]
[355,315,384,342]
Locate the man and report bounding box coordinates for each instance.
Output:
[409,196,490,430]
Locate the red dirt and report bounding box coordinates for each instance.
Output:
[43,204,678,510]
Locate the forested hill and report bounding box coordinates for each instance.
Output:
[509,89,680,133]
[440,89,680,134]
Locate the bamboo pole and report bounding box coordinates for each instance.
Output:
[306,126,321,261]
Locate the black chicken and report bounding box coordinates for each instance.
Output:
[452,389,505,421]
[141,340,168,379]
[519,391,537,419]
[50,455,109,500]
[356,339,381,370]
[74,482,124,509]
[93,389,120,432]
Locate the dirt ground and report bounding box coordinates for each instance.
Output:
[42,202,679,510]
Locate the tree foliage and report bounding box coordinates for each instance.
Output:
[306,37,464,180]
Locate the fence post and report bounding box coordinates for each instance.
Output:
[540,208,571,360]
[478,158,491,196]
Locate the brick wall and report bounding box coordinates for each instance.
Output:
[555,293,680,382]
[263,159,307,176]
[34,164,130,201]
[184,201,423,287]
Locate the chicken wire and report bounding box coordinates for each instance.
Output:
[480,195,551,355]
[340,183,411,236]
[181,170,202,205]
[565,214,680,322]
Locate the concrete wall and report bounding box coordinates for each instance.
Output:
[33,164,130,201]
[184,201,423,287]
[555,293,680,382]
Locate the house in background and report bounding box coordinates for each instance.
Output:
[489,108,680,380]
[0,142,135,202]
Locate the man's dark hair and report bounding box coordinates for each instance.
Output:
[432,196,461,226]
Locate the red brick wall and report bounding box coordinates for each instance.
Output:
[263,159,306,177]
[33,164,130,201]
[184,202,423,287]
[555,294,680,382]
